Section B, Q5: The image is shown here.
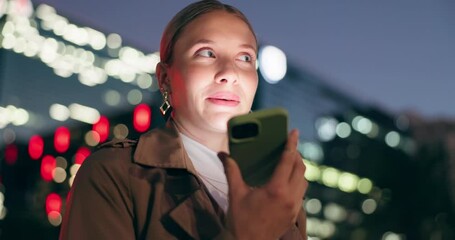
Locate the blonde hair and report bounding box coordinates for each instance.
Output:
[159,0,257,65]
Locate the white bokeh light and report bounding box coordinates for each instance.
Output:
[258,45,287,84]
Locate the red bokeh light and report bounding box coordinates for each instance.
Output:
[133,103,151,132]
[5,144,18,165]
[75,146,91,165]
[29,135,44,160]
[41,155,56,182]
[54,126,70,153]
[45,193,62,214]
[93,115,110,142]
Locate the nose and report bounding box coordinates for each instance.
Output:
[215,59,238,84]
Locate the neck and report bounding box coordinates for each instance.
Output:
[172,118,229,153]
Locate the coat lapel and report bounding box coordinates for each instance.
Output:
[133,120,226,239]
[160,170,225,239]
[167,186,225,239]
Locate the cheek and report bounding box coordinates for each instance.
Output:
[169,74,186,99]
[170,67,209,105]
[244,71,259,95]
[184,66,213,90]
[169,64,199,92]
[168,68,190,105]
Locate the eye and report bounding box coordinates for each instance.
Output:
[238,54,253,62]
[197,49,216,58]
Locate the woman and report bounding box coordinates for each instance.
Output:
[59,1,308,239]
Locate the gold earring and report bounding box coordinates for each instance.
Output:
[160,90,171,116]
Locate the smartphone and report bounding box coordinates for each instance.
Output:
[227,107,288,187]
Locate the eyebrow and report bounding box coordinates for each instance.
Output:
[192,39,257,52]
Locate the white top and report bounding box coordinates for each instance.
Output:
[179,133,229,212]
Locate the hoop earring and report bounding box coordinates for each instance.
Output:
[160,90,171,116]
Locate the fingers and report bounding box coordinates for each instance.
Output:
[289,153,307,191]
[285,151,308,216]
[284,129,299,152]
[293,171,308,203]
[268,129,299,187]
[218,152,248,199]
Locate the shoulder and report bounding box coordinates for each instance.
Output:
[86,139,137,166]
[135,123,181,155]
[74,139,138,184]
[137,125,178,145]
[61,140,139,239]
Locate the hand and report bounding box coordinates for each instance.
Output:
[218,129,308,240]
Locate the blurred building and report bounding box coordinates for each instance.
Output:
[402,112,455,239]
[256,47,419,239]
[0,1,453,239]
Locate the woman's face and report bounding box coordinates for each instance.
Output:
[164,10,258,134]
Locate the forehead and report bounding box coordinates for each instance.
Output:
[176,10,257,50]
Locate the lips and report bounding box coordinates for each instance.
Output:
[207,92,240,106]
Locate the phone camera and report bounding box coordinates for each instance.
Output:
[232,123,259,139]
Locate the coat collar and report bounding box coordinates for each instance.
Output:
[133,119,198,176]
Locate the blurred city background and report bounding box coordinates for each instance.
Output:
[0,0,454,239]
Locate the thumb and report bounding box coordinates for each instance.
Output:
[218,152,248,198]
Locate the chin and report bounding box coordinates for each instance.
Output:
[204,108,249,131]
[207,113,233,132]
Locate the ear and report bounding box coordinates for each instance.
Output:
[156,62,171,92]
